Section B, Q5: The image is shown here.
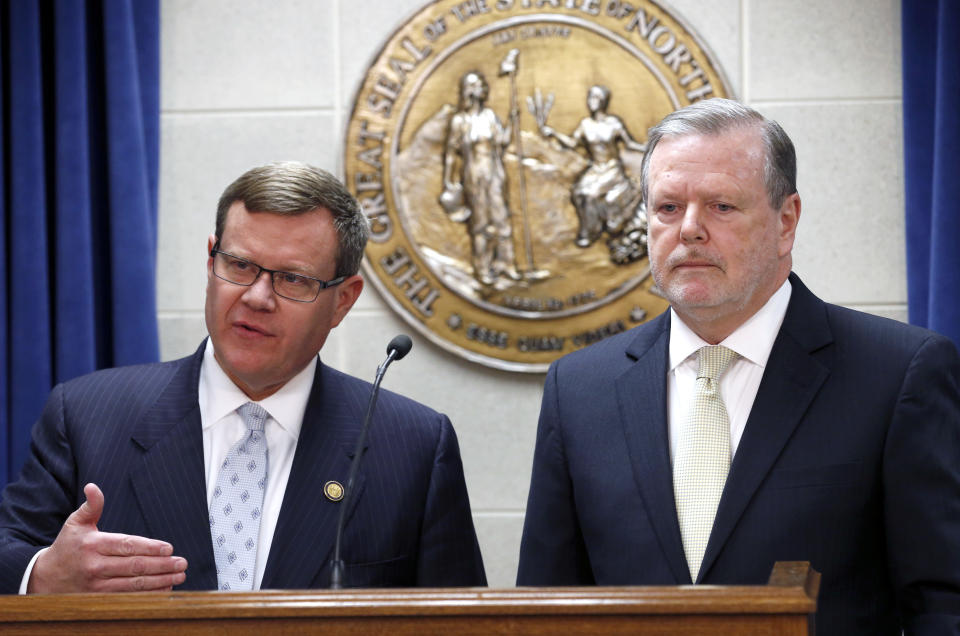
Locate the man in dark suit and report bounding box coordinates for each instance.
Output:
[517,99,960,634]
[0,162,486,593]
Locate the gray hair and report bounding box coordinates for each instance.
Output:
[216,162,369,277]
[639,98,797,209]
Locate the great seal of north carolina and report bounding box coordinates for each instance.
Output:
[345,0,733,372]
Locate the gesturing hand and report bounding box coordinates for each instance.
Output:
[27,483,188,593]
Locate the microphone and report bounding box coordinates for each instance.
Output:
[386,334,412,361]
[329,334,413,588]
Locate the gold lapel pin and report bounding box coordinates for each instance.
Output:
[324,480,344,502]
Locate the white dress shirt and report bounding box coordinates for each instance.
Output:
[199,339,313,590]
[667,279,792,463]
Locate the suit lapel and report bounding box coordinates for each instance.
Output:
[699,275,832,581]
[261,362,367,589]
[128,344,217,590]
[616,312,691,584]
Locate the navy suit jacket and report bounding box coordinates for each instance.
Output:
[0,342,486,592]
[517,274,960,635]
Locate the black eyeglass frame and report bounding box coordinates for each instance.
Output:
[210,241,345,303]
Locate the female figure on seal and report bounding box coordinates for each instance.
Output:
[540,85,647,249]
[442,70,521,286]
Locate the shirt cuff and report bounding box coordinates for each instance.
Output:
[20,547,48,594]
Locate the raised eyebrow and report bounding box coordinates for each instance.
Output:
[218,249,255,263]
[282,263,327,277]
[276,269,312,281]
[271,264,327,281]
[222,251,319,279]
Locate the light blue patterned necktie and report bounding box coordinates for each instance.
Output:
[209,402,269,590]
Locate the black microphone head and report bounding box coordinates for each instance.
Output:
[387,334,413,360]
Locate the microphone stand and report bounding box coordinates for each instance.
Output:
[329,335,411,588]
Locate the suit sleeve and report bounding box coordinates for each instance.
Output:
[0,384,79,593]
[415,415,487,586]
[516,361,594,585]
[883,334,960,632]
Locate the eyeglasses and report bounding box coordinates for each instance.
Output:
[210,242,344,303]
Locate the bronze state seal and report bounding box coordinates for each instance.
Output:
[345,0,733,372]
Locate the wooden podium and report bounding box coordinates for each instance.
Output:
[0,561,819,635]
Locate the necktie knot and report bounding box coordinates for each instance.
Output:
[238,402,268,433]
[696,345,738,382]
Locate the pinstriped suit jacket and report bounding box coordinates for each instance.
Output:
[0,342,486,591]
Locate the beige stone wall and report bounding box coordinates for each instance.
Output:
[157,0,904,587]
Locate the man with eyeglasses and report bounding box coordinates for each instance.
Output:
[0,162,486,593]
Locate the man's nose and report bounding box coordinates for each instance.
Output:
[679,205,707,243]
[241,271,277,309]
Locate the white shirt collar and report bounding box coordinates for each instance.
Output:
[198,338,315,440]
[669,278,792,371]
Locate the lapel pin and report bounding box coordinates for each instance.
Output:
[324,480,344,502]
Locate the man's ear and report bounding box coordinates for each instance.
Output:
[207,234,218,270]
[330,274,364,328]
[777,193,801,257]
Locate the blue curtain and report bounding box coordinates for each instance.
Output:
[903,0,960,346]
[0,0,160,487]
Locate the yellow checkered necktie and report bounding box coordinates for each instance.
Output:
[673,345,739,581]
